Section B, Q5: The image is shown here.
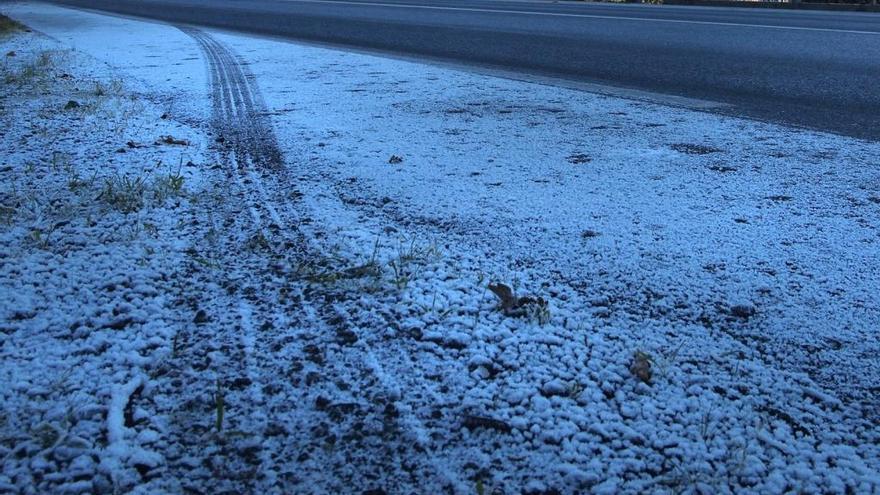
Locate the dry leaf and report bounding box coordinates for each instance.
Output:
[630,351,653,385]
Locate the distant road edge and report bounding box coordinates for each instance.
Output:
[569,0,880,12]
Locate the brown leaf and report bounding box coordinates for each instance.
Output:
[158,135,189,146]
[488,282,517,311]
[630,351,653,385]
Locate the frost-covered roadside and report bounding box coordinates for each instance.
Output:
[2,3,880,494]
[214,28,880,495]
[0,21,210,493]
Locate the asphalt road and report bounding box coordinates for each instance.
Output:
[50,0,880,140]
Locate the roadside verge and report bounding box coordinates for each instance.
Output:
[2,5,880,494]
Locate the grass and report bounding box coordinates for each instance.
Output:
[0,15,24,37]
[67,168,95,192]
[98,169,187,214]
[295,235,438,291]
[36,51,52,67]
[93,79,123,97]
[153,168,186,202]
[214,379,225,432]
[2,50,59,87]
[244,231,271,251]
[653,341,684,379]
[387,236,439,289]
[99,174,148,214]
[28,228,50,250]
[0,205,13,224]
[3,163,187,250]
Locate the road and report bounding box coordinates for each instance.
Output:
[50,0,880,140]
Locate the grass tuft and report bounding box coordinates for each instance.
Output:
[214,379,225,432]
[99,174,147,213]
[0,15,24,37]
[3,50,56,86]
[152,168,186,202]
[97,169,187,214]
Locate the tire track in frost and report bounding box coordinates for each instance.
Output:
[166,27,462,493]
[157,26,290,494]
[181,26,283,171]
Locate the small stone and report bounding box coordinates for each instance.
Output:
[531,395,551,413]
[193,309,209,324]
[103,316,134,331]
[335,328,358,346]
[567,153,592,164]
[619,402,639,419]
[64,100,80,110]
[540,379,568,397]
[461,414,511,433]
[231,377,252,390]
[730,304,756,319]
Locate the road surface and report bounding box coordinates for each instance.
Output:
[50,0,880,140]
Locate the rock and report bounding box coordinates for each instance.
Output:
[230,377,252,390]
[103,316,134,331]
[462,414,511,433]
[566,153,592,164]
[670,143,722,155]
[64,100,80,110]
[531,395,551,413]
[541,379,568,397]
[619,402,639,419]
[331,327,356,345]
[193,309,209,324]
[730,304,756,319]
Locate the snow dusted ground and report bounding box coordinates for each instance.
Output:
[0,12,211,493]
[2,3,880,494]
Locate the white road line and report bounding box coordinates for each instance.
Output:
[283,0,880,35]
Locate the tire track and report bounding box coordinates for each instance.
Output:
[180,26,283,171]
[156,27,296,494]
[168,27,463,493]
